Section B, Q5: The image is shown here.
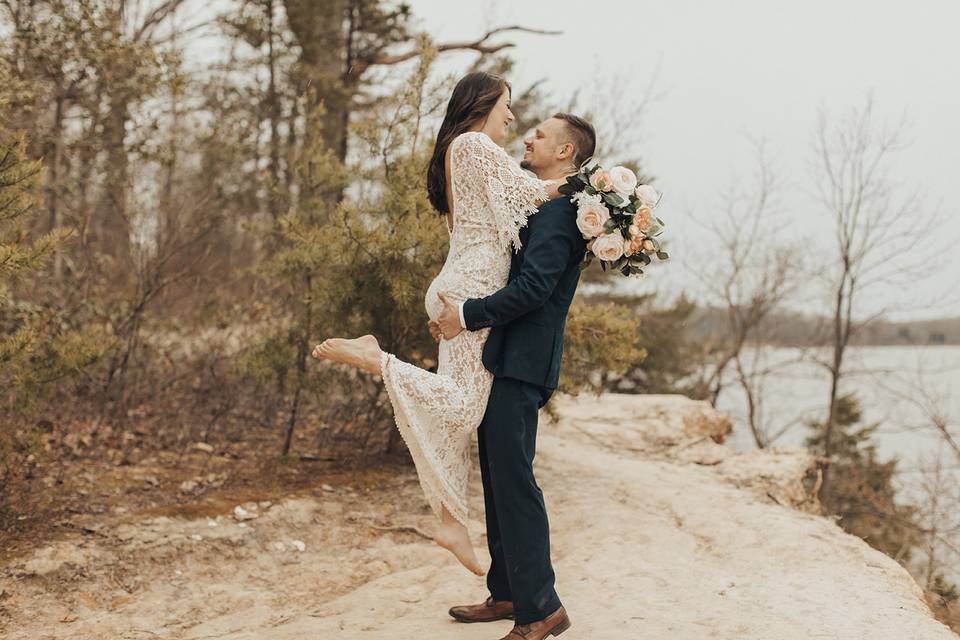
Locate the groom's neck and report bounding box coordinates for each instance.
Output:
[535,164,577,181]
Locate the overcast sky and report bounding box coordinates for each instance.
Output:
[403,0,960,321]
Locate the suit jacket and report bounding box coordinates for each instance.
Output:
[462,196,587,391]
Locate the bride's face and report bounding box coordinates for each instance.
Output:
[481,88,514,145]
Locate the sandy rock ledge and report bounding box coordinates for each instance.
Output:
[0,393,954,640]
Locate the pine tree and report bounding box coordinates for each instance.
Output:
[0,125,106,483]
[805,394,920,560]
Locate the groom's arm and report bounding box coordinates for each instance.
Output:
[461,200,581,331]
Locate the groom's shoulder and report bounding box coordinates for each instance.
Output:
[535,196,578,226]
[531,196,582,245]
[538,196,576,216]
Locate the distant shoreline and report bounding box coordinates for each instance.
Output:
[685,308,960,348]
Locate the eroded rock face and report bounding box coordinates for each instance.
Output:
[551,393,732,449]
[713,448,825,514]
[549,393,824,513]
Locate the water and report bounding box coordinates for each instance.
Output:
[714,345,960,583]
[715,346,960,469]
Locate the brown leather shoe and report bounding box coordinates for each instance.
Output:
[448,596,515,623]
[499,606,571,639]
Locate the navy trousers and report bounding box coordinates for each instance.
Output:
[477,376,562,625]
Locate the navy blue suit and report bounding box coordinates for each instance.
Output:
[461,196,586,624]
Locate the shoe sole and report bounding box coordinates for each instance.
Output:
[551,617,572,636]
[448,612,515,623]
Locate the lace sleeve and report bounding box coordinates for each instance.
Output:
[451,132,548,253]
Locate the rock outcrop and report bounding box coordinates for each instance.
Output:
[1,394,954,640]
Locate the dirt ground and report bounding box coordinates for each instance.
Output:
[1,394,956,639]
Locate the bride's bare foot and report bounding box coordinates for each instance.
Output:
[311,335,382,375]
[433,508,485,576]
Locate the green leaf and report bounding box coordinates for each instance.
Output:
[656,251,669,260]
[602,192,624,207]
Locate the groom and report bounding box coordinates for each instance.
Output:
[434,113,596,640]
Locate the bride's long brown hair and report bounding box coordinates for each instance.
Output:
[426,71,510,214]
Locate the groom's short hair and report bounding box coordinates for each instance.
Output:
[552,113,596,168]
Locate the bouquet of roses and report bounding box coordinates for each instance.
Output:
[558,162,668,277]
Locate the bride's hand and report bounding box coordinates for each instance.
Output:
[428,320,443,343]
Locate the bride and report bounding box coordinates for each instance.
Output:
[311,71,561,575]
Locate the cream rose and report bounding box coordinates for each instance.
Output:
[589,170,614,192]
[623,236,636,257]
[575,198,610,239]
[609,166,638,197]
[591,232,625,261]
[634,207,654,233]
[635,184,660,208]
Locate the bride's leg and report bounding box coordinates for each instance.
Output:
[311,335,382,375]
[433,504,485,576]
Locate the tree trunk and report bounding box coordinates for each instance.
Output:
[284,0,350,162]
[266,0,283,221]
[95,95,133,272]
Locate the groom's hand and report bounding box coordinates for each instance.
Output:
[437,293,463,340]
[427,320,442,343]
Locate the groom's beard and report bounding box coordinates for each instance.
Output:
[520,158,549,179]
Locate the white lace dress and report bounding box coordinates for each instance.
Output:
[379,131,547,526]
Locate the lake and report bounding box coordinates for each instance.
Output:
[715,345,960,581]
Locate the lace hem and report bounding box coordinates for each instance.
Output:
[494,179,548,255]
[379,352,470,527]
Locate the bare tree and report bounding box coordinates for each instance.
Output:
[691,140,804,447]
[904,447,960,611]
[810,96,940,488]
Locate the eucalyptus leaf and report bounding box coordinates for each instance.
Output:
[602,192,624,207]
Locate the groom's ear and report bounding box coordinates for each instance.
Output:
[557,141,574,161]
